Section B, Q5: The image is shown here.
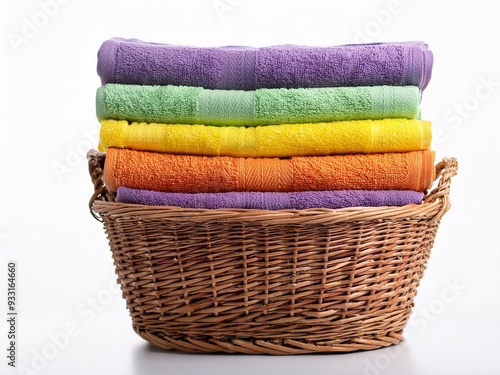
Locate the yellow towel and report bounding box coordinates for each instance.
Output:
[99,118,431,157]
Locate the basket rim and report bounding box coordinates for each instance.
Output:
[91,199,445,225]
[88,150,457,225]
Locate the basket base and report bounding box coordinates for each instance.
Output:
[134,327,404,355]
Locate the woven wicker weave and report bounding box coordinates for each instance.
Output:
[88,150,457,354]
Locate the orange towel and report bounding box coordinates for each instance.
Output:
[104,148,435,193]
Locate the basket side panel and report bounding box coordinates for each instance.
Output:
[101,214,438,351]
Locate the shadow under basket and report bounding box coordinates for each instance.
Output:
[87,150,457,355]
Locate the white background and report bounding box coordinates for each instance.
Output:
[0,0,499,374]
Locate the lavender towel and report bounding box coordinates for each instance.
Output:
[98,38,433,91]
[116,187,424,210]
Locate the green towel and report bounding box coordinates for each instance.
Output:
[96,84,420,126]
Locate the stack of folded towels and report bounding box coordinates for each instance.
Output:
[96,38,434,210]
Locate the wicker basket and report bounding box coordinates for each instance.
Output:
[88,150,457,355]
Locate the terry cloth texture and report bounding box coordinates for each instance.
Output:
[103,148,435,193]
[116,187,425,210]
[97,38,433,91]
[96,84,421,125]
[98,118,432,157]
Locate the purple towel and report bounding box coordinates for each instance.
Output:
[115,187,424,210]
[97,38,433,91]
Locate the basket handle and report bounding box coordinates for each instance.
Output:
[425,157,458,202]
[423,157,458,220]
[87,149,115,222]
